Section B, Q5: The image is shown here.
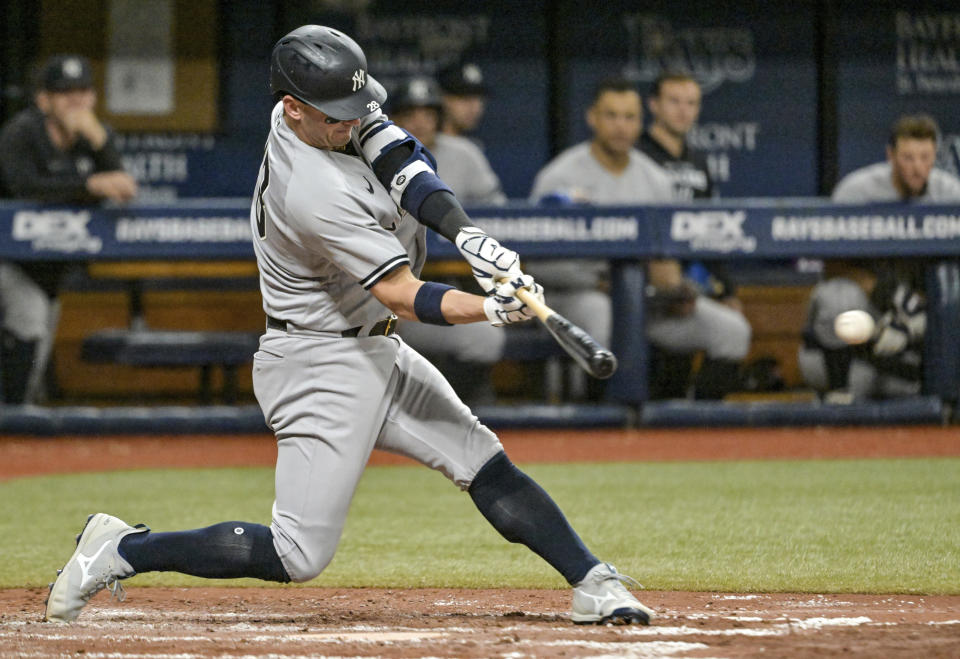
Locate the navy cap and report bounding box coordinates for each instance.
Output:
[389,75,442,113]
[437,62,488,96]
[39,55,94,92]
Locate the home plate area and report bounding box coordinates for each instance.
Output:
[2,588,959,658]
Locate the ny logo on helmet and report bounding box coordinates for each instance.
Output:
[352,69,366,91]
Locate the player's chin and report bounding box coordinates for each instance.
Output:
[330,132,353,148]
[906,179,927,196]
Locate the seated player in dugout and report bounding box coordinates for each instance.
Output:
[44,25,655,628]
[638,70,751,400]
[800,114,960,403]
[0,54,137,404]
[387,74,507,405]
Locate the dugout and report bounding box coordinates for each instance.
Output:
[1,199,957,432]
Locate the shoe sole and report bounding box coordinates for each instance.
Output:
[573,607,652,626]
[44,513,98,622]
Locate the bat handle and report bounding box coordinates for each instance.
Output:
[514,286,554,323]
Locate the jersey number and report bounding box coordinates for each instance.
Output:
[255,152,270,239]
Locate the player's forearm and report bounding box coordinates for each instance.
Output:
[371,267,484,325]
[438,288,486,324]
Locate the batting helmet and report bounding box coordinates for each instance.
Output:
[269,25,387,120]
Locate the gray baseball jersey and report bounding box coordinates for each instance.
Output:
[832,162,960,202]
[529,142,674,205]
[250,102,502,582]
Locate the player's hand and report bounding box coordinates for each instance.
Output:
[872,312,908,356]
[500,272,545,307]
[455,226,522,295]
[86,171,138,203]
[482,274,542,327]
[62,108,108,149]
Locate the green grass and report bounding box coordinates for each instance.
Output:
[2,458,958,593]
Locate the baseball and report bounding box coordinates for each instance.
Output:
[834,310,875,345]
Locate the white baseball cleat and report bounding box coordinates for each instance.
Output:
[571,562,655,625]
[44,513,148,622]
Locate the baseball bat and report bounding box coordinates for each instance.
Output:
[514,287,618,379]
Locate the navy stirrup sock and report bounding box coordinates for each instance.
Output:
[118,522,290,583]
[469,451,598,585]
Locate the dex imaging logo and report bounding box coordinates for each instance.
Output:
[11,210,102,253]
[670,210,756,253]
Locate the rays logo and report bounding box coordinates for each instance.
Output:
[670,210,756,253]
[622,14,756,93]
[352,69,366,91]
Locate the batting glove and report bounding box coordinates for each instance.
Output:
[482,274,543,327]
[455,227,522,295]
[872,312,909,356]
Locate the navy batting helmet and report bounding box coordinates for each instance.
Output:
[269,25,387,120]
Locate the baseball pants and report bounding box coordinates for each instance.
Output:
[252,329,503,582]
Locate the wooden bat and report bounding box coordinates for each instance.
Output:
[514,288,618,379]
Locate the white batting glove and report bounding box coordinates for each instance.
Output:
[872,312,909,356]
[482,274,543,327]
[455,226,522,295]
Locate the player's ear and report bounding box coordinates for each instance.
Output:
[282,94,303,119]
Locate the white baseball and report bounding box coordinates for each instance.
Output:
[834,310,875,345]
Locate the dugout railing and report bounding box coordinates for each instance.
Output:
[0,199,957,431]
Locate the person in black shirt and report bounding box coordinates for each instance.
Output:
[639,72,752,399]
[0,54,137,402]
[639,72,713,200]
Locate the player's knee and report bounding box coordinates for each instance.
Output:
[271,521,339,583]
[703,313,751,360]
[278,542,338,583]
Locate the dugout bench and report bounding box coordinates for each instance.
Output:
[78,260,261,404]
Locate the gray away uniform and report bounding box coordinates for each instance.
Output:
[252,103,502,581]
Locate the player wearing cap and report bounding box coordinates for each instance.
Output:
[437,61,489,141]
[0,54,137,403]
[44,26,655,628]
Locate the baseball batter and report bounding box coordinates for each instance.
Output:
[44,25,653,627]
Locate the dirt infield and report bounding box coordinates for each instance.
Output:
[2,587,958,658]
[3,425,959,657]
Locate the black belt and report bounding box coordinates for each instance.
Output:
[267,315,397,337]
